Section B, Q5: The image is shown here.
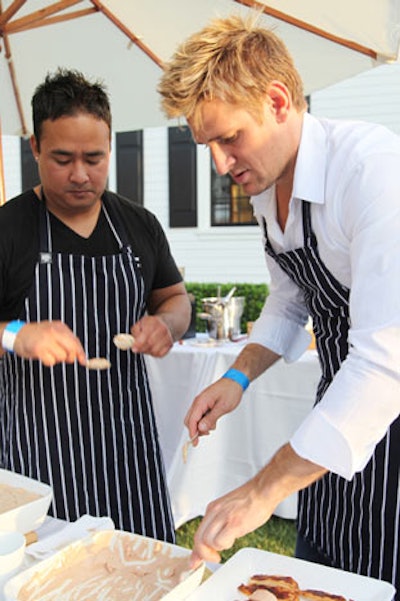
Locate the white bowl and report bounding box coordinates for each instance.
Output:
[0,469,52,534]
[0,530,26,596]
[0,530,26,575]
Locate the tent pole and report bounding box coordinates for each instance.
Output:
[90,0,163,68]
[235,0,378,60]
[2,28,29,136]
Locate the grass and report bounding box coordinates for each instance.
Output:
[175,515,297,563]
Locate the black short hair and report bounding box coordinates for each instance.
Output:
[32,68,112,147]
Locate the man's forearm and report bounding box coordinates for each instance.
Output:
[231,342,281,382]
[154,293,192,341]
[253,443,328,510]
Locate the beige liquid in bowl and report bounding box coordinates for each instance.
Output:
[0,483,41,514]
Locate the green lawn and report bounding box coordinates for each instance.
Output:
[175,515,297,563]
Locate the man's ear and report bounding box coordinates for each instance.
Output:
[30,134,39,160]
[266,81,291,122]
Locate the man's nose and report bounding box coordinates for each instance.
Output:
[210,145,235,176]
[69,161,89,183]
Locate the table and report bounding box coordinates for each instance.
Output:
[145,338,321,527]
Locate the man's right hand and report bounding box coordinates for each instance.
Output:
[6,321,87,367]
[184,377,244,444]
[184,342,281,444]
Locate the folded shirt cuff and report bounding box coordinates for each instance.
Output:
[248,314,311,363]
[290,406,376,480]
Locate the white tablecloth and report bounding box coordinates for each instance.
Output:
[145,338,321,527]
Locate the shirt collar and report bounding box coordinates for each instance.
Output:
[292,112,327,206]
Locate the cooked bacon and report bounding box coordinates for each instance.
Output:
[249,575,299,590]
[237,574,351,601]
[299,590,347,601]
[238,583,299,600]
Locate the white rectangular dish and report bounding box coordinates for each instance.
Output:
[4,529,205,601]
[0,469,52,534]
[187,548,395,601]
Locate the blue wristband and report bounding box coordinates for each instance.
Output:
[2,320,26,352]
[222,368,250,391]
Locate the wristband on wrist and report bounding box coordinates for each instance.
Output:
[1,320,26,352]
[221,368,250,391]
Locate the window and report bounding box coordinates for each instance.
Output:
[168,126,197,227]
[116,130,143,205]
[210,160,256,226]
[20,138,39,190]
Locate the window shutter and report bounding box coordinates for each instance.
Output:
[168,126,197,227]
[116,130,143,205]
[20,138,39,190]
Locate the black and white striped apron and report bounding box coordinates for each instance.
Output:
[263,201,400,595]
[0,196,175,542]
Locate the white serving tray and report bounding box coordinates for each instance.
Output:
[4,530,205,601]
[187,548,395,601]
[0,469,52,534]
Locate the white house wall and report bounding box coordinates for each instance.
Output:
[2,135,21,199]
[142,127,269,284]
[310,63,400,134]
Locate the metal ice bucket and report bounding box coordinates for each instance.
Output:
[200,296,245,340]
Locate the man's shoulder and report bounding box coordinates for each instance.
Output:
[104,191,159,229]
[0,189,39,223]
[308,113,400,152]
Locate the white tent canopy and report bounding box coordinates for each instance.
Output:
[1,0,399,202]
[1,0,399,136]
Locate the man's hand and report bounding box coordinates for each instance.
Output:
[131,314,175,357]
[184,378,244,443]
[184,343,281,443]
[189,444,328,568]
[134,281,191,356]
[190,475,275,566]
[11,321,87,367]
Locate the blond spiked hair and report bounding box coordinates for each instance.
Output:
[158,13,307,128]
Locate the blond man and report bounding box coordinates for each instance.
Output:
[159,14,400,596]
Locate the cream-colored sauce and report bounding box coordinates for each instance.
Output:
[0,483,41,514]
[18,531,191,601]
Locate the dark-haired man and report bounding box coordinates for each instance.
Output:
[0,69,191,542]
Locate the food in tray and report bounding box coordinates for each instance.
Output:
[15,530,194,601]
[0,482,41,514]
[236,573,352,600]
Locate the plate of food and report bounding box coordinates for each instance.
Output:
[187,548,395,601]
[0,469,52,535]
[4,529,205,601]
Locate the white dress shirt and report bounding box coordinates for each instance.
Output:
[249,112,400,480]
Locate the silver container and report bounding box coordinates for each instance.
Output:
[200,296,245,340]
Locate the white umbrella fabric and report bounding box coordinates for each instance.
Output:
[1,0,400,201]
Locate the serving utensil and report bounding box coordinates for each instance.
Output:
[85,332,135,370]
[220,286,237,306]
[113,333,135,350]
[86,358,111,370]
[182,434,199,463]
